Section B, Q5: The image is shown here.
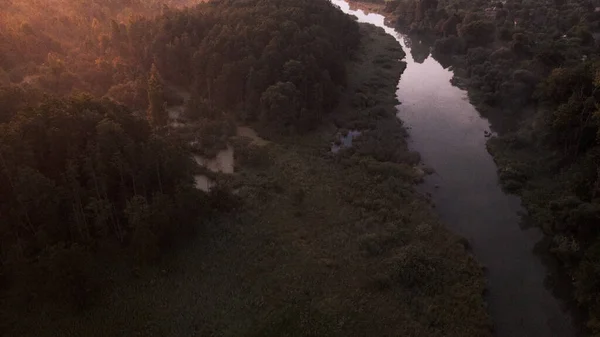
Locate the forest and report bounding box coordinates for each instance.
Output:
[0,0,502,335]
[355,0,600,333]
[0,0,358,133]
[0,0,362,331]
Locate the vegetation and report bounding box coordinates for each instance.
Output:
[0,95,212,313]
[0,0,359,135]
[7,24,491,337]
[0,0,360,331]
[0,0,491,335]
[351,0,600,333]
[487,60,600,334]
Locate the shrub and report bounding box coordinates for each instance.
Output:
[433,36,467,55]
[459,20,496,46]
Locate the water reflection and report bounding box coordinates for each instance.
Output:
[192,127,266,191]
[194,175,214,192]
[193,145,234,174]
[191,145,234,192]
[331,130,361,153]
[329,1,578,336]
[402,34,433,64]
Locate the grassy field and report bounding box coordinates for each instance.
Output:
[11,24,491,337]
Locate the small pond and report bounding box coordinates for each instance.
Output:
[331,130,361,153]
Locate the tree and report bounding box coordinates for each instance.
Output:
[459,20,496,46]
[126,195,158,262]
[260,81,301,131]
[147,64,167,127]
[441,15,460,36]
[0,94,206,308]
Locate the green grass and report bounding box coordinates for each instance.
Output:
[6,24,490,337]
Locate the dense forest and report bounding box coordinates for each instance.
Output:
[0,0,361,330]
[0,0,497,335]
[359,0,600,110]
[357,0,600,332]
[0,0,358,133]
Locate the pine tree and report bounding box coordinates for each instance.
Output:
[147,64,167,128]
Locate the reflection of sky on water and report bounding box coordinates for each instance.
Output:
[329,1,578,336]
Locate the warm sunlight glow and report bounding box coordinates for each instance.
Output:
[0,0,595,336]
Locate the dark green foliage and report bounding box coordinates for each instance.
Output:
[260,82,301,124]
[0,1,360,295]
[385,0,600,331]
[147,64,168,128]
[387,0,600,111]
[186,97,218,121]
[484,28,600,337]
[537,62,600,152]
[0,95,205,306]
[393,245,445,293]
[441,14,460,36]
[0,85,42,123]
[131,0,359,134]
[459,20,496,47]
[353,122,419,165]
[233,139,271,169]
[433,35,466,55]
[1,0,359,136]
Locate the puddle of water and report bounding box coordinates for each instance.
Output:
[330,1,578,336]
[167,94,242,191]
[167,105,187,128]
[193,145,234,174]
[168,105,184,120]
[331,130,361,153]
[192,145,234,191]
[192,126,263,192]
[194,175,214,192]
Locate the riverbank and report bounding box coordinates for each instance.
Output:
[485,115,588,329]
[344,0,590,332]
[347,0,385,14]
[8,23,491,337]
[332,1,582,335]
[347,0,395,23]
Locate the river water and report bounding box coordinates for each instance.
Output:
[329,1,577,336]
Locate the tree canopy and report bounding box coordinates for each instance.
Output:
[0,0,361,324]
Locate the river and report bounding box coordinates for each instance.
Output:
[329,1,578,336]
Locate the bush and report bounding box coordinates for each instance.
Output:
[433,36,466,55]
[459,20,496,46]
[490,47,515,61]
[235,142,271,169]
[8,244,98,309]
[392,245,445,294]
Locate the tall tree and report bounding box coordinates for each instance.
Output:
[147,64,167,128]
